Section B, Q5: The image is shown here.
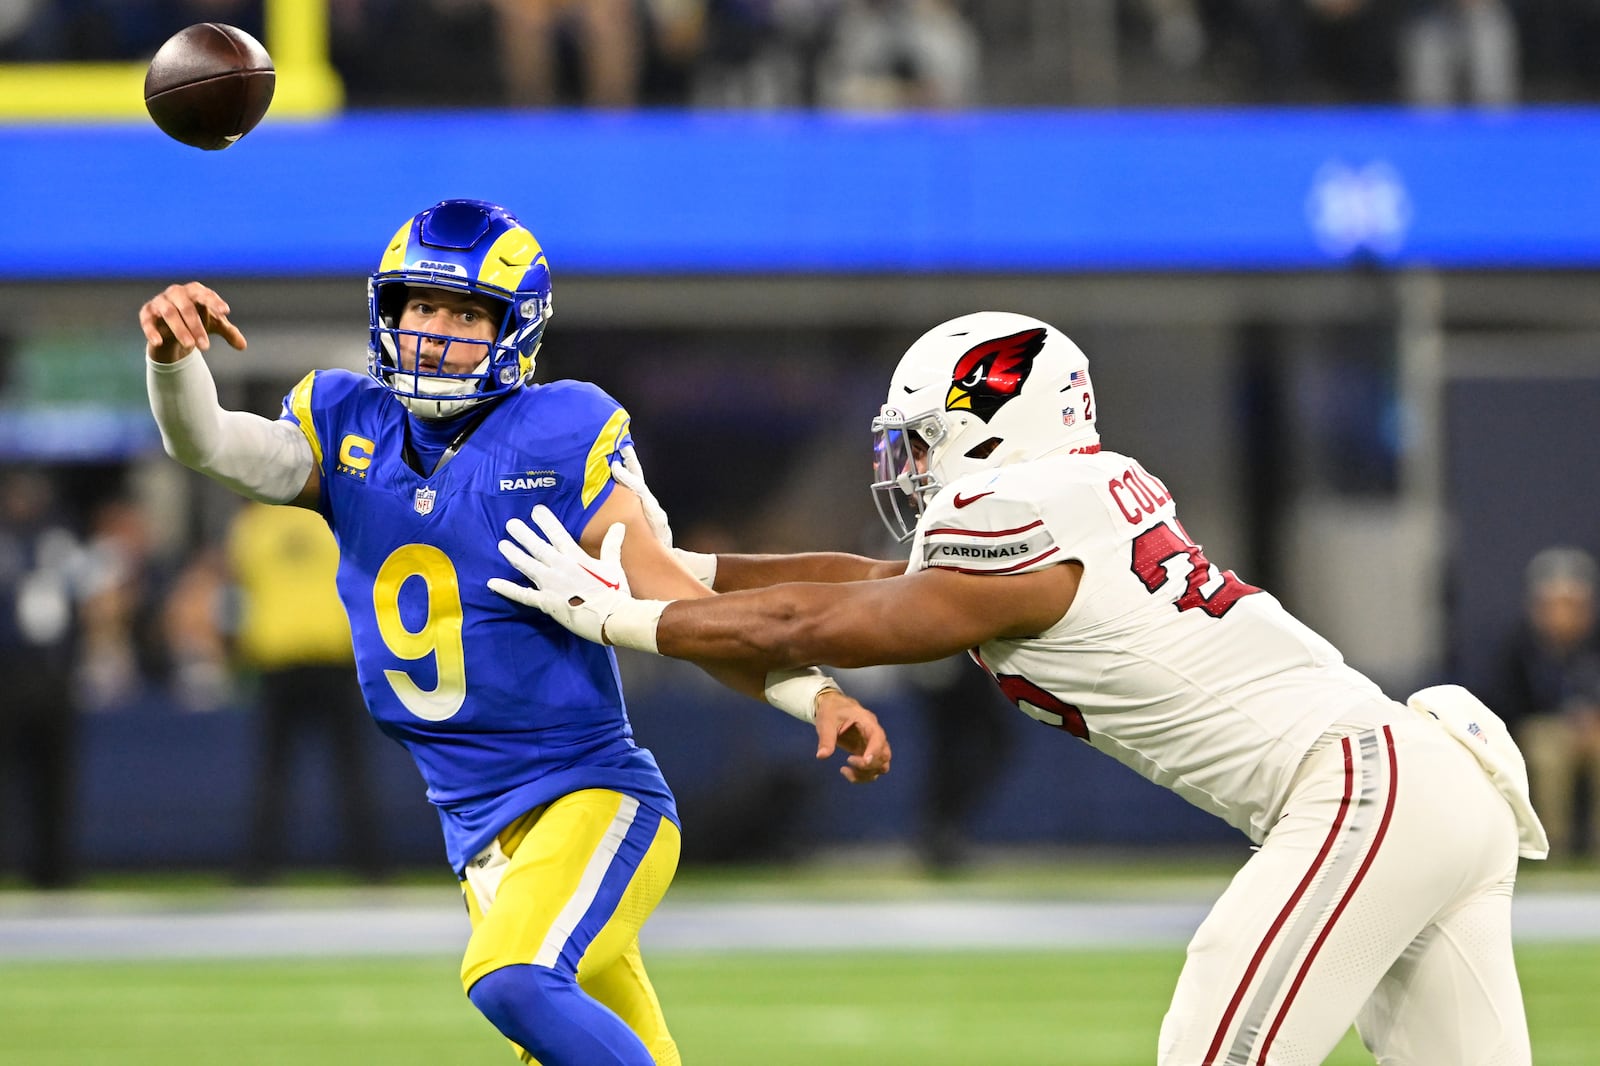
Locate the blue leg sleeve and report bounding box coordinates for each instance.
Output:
[468,963,656,1066]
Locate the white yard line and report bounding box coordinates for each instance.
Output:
[2,892,1596,961]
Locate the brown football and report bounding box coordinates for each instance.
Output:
[144,23,275,151]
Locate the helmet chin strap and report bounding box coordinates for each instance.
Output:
[380,329,495,419]
[398,388,484,421]
[396,357,493,420]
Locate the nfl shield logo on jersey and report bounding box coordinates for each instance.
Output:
[413,487,437,516]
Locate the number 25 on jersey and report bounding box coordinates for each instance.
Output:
[1131,521,1260,618]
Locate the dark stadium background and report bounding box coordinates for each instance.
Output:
[2,0,1598,878]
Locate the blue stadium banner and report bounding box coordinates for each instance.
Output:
[2,109,1598,277]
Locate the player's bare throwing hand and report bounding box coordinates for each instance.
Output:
[139,199,889,1066]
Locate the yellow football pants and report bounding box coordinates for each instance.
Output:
[460,789,682,1065]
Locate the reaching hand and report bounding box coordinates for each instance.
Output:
[489,505,633,645]
[610,444,718,588]
[610,444,672,549]
[139,282,248,362]
[813,689,892,784]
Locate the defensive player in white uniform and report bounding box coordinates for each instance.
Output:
[490,311,1547,1065]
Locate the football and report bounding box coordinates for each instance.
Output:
[143,23,275,151]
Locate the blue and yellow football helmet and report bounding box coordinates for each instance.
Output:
[367,199,553,418]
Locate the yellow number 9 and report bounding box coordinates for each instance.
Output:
[373,545,466,722]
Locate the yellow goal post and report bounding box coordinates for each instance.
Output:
[0,0,342,120]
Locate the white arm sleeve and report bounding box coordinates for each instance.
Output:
[146,349,317,505]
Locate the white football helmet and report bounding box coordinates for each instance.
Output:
[871,311,1100,540]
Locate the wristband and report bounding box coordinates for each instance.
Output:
[600,598,669,654]
[673,548,718,588]
[763,667,841,724]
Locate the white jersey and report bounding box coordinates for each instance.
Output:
[907,448,1399,842]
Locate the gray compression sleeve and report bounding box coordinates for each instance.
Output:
[145,349,316,504]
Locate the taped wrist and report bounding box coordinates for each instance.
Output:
[763,667,841,724]
[599,598,669,654]
[673,549,718,589]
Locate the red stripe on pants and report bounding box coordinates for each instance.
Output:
[1201,738,1358,1065]
[1253,726,1399,1064]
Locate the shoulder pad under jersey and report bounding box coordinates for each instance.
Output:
[916,466,1065,576]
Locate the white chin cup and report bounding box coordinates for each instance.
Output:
[395,357,490,419]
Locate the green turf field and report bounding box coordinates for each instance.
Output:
[1,943,1594,1065]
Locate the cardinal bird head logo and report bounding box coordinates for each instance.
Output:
[946,328,1047,421]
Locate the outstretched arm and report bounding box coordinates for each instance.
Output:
[653,565,1080,670]
[140,283,320,509]
[492,502,1080,675]
[577,486,891,783]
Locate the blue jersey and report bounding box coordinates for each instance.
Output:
[279,370,676,874]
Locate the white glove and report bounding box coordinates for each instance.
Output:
[610,443,717,587]
[487,505,667,651]
[611,444,672,549]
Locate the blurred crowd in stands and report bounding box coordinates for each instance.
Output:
[6,0,1600,108]
[1498,547,1600,862]
[0,455,1021,883]
[7,0,1600,884]
[12,461,1599,887]
[0,465,385,886]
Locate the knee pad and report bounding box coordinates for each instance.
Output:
[467,963,656,1066]
[468,963,568,1026]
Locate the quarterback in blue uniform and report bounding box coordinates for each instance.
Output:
[138,199,891,1066]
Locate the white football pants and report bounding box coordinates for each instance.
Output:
[1158,717,1530,1066]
